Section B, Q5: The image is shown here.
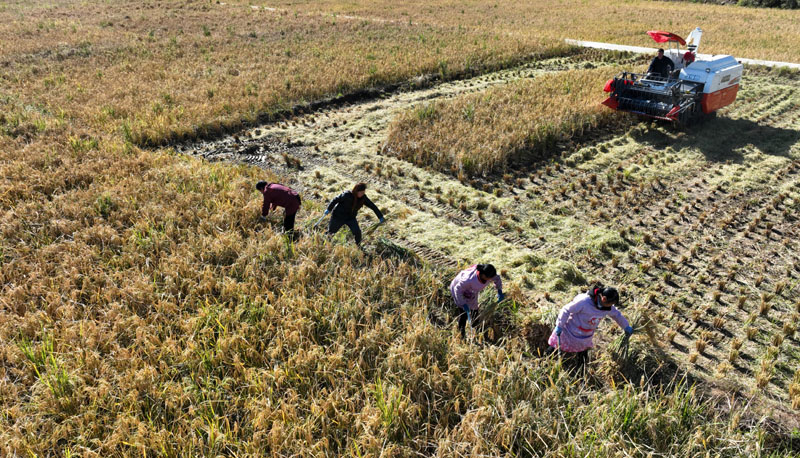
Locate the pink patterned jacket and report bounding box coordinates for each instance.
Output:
[449,265,503,311]
[548,293,629,353]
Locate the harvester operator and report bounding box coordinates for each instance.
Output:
[682,50,696,67]
[647,48,674,79]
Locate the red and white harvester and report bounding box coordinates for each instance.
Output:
[602,28,743,124]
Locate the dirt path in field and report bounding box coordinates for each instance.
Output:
[182,54,800,415]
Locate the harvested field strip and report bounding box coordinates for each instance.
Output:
[603,161,800,397]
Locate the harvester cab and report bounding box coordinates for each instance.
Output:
[602,27,743,124]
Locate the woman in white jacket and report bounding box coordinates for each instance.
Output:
[549,284,633,366]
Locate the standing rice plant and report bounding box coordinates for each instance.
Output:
[386,67,625,178]
[790,370,800,410]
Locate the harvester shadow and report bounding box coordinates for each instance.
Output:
[638,116,800,162]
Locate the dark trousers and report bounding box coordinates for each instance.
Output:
[283,211,297,232]
[328,216,362,244]
[549,347,589,371]
[283,195,301,233]
[457,307,479,338]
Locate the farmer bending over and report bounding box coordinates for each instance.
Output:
[450,264,504,338]
[549,284,633,366]
[256,181,301,234]
[324,182,384,245]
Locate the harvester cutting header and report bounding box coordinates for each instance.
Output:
[602,27,743,124]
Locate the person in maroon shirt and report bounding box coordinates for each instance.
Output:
[256,181,301,234]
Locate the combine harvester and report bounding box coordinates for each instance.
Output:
[601,28,743,124]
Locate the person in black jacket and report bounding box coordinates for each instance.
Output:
[647,48,674,79]
[324,182,385,245]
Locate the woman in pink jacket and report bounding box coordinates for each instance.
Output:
[450,264,504,338]
[548,285,633,365]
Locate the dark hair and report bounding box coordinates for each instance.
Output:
[256,181,268,192]
[476,263,497,279]
[657,48,664,53]
[601,286,619,304]
[352,182,367,212]
[589,283,618,307]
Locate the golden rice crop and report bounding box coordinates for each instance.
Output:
[279,0,800,62]
[386,68,624,177]
[0,0,566,148]
[0,136,779,454]
[2,0,800,455]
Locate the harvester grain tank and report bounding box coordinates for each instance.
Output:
[601,28,743,124]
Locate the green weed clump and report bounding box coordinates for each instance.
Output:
[385,68,624,177]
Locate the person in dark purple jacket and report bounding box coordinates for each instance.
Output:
[256,181,301,233]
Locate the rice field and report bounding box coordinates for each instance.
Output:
[274,0,800,62]
[189,54,800,441]
[0,0,566,147]
[3,0,800,456]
